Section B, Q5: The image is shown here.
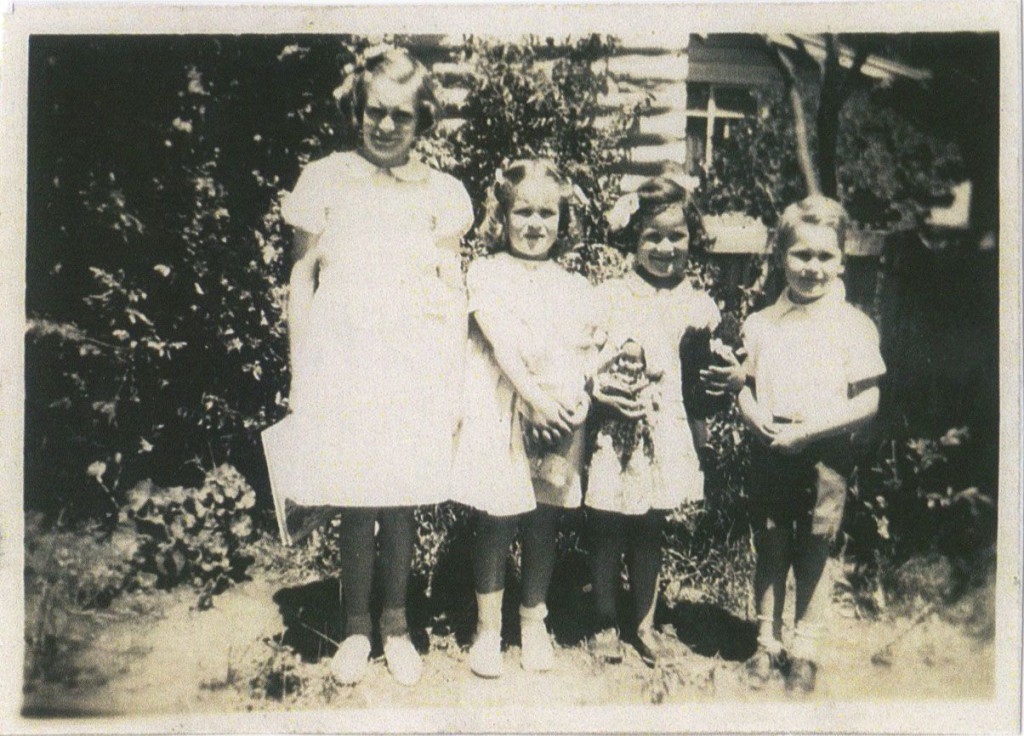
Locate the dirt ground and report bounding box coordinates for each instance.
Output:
[21,560,995,720]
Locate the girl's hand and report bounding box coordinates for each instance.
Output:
[591,373,646,419]
[523,392,574,438]
[700,349,745,397]
[769,424,811,455]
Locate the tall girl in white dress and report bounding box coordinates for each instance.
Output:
[266,47,473,687]
[451,160,603,678]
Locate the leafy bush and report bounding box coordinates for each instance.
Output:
[696,85,963,231]
[27,36,359,517]
[118,465,258,604]
[843,427,996,610]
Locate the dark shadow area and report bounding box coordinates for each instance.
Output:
[546,550,595,647]
[657,599,757,661]
[271,578,342,663]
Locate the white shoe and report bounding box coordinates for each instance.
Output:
[330,634,371,685]
[469,630,503,678]
[384,635,423,687]
[520,621,555,672]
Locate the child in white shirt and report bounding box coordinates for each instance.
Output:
[738,195,886,693]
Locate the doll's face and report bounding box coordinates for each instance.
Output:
[360,76,418,169]
[507,176,561,260]
[635,206,689,279]
[782,223,844,303]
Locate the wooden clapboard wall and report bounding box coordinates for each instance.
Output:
[407,34,695,192]
[410,34,885,258]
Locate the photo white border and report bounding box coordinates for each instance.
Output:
[1,1,1020,733]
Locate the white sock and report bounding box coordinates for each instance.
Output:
[791,622,820,660]
[476,590,504,635]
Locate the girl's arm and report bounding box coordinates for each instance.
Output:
[770,382,880,455]
[287,236,320,366]
[473,310,574,435]
[292,229,321,263]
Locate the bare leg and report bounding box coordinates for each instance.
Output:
[753,525,791,647]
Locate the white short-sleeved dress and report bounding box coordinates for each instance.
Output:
[263,151,474,509]
[585,272,721,515]
[450,253,603,517]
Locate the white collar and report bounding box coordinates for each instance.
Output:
[341,150,430,183]
[776,280,847,316]
[624,269,694,300]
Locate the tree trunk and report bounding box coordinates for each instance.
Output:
[769,41,820,197]
[817,35,869,198]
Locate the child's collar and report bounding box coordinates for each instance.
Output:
[779,280,846,314]
[345,150,430,182]
[625,269,693,298]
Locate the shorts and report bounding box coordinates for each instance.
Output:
[748,435,852,541]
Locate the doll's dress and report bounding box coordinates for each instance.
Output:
[586,272,720,515]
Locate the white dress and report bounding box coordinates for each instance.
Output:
[262,151,473,508]
[450,254,604,517]
[585,273,720,515]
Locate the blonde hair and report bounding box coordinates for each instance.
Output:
[475,159,580,255]
[776,195,850,254]
[337,47,440,136]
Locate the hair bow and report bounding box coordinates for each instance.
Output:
[607,191,640,232]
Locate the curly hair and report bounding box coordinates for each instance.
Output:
[337,47,440,136]
[475,159,581,255]
[775,194,850,255]
[612,177,711,257]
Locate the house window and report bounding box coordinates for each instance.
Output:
[684,83,757,172]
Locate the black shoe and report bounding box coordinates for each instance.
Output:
[785,657,817,693]
[743,646,788,688]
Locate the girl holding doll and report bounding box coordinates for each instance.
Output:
[263,46,473,687]
[450,159,604,678]
[586,177,741,666]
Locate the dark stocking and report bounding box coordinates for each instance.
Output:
[520,504,562,609]
[625,510,665,632]
[339,508,377,638]
[377,506,416,639]
[587,508,627,630]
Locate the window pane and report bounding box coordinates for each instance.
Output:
[686,83,710,112]
[713,86,757,116]
[685,117,708,170]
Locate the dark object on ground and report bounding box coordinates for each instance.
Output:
[785,656,817,693]
[659,599,757,661]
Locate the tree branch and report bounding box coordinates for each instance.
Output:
[767,37,820,196]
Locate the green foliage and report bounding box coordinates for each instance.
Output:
[27,36,359,515]
[696,85,963,230]
[837,89,964,230]
[423,36,641,257]
[843,425,995,610]
[118,465,258,603]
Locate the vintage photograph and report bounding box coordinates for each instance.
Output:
[2,2,1020,732]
